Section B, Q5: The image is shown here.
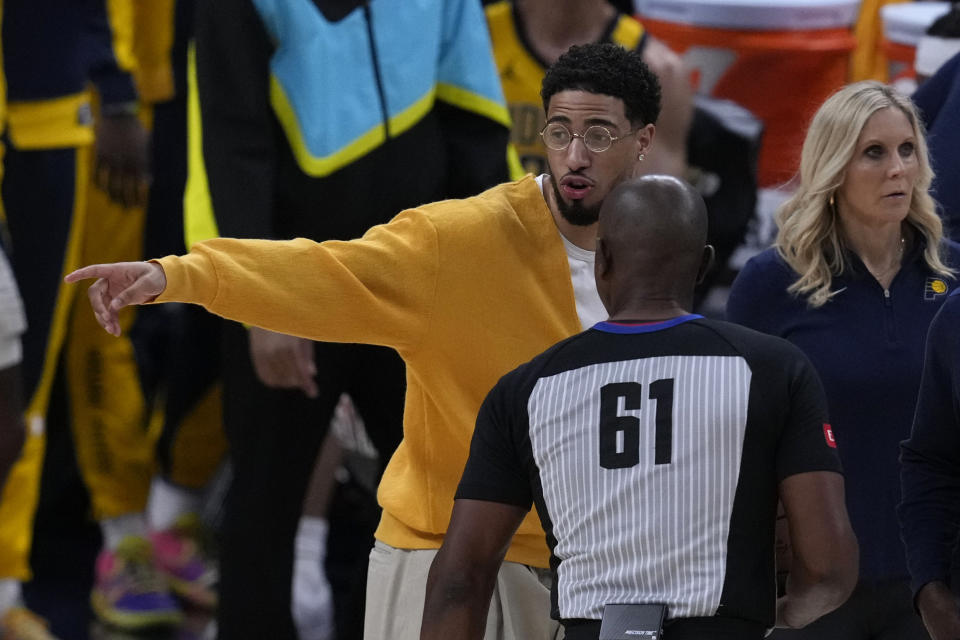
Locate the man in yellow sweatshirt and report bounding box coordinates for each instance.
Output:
[67,43,660,640]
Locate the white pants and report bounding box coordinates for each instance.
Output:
[0,246,25,370]
[363,540,564,640]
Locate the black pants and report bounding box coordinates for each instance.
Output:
[769,578,928,640]
[563,616,768,639]
[217,321,404,640]
[142,303,223,479]
[2,143,80,405]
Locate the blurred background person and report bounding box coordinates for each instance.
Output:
[189,0,511,638]
[0,3,24,501]
[896,13,960,639]
[727,81,959,639]
[60,11,173,634]
[0,2,220,638]
[129,0,226,617]
[912,5,960,241]
[0,0,160,636]
[899,286,960,640]
[0,239,24,509]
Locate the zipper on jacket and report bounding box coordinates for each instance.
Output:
[362,1,391,138]
[882,287,896,342]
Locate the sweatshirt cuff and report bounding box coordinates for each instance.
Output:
[151,253,219,307]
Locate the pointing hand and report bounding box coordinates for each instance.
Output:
[65,261,167,336]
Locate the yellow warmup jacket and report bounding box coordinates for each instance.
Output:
[155,176,582,567]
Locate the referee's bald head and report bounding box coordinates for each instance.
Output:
[595,175,713,315]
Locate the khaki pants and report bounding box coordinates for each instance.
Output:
[364,540,564,640]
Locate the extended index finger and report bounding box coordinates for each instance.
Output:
[65,264,117,283]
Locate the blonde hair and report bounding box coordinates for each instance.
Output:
[774,81,953,307]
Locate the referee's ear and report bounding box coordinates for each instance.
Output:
[696,245,715,285]
[595,236,612,281]
[595,236,614,311]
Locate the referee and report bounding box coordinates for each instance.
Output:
[422,176,858,640]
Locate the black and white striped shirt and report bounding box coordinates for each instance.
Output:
[457,315,842,627]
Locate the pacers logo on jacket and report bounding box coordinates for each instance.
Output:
[925,278,949,301]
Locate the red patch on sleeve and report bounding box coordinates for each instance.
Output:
[823,423,837,448]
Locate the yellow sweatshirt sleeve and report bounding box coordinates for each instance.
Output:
[155,208,440,353]
[131,0,175,103]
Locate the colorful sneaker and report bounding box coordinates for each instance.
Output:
[91,536,183,630]
[0,606,58,640]
[150,514,218,610]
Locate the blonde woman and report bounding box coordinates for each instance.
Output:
[727,81,960,638]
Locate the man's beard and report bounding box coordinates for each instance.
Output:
[551,177,601,226]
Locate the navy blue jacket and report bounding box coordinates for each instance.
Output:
[727,238,960,579]
[899,288,960,596]
[914,52,960,242]
[3,0,137,105]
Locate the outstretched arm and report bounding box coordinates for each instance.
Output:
[67,209,441,349]
[421,499,527,640]
[776,471,858,628]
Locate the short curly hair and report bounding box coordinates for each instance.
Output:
[541,42,662,127]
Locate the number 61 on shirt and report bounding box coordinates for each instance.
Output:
[599,379,675,469]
